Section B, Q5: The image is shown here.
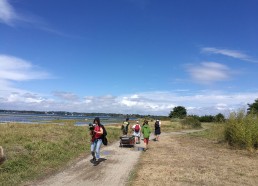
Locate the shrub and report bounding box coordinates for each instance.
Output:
[224,111,258,149]
[181,117,202,128]
[199,115,215,122]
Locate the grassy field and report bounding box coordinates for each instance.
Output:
[0,121,121,185]
[129,121,258,186]
[130,134,258,186]
[0,119,220,185]
[189,122,225,141]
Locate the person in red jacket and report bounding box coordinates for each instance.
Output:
[90,117,103,163]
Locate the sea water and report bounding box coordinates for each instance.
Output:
[0,113,136,125]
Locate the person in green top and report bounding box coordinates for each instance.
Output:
[142,120,151,151]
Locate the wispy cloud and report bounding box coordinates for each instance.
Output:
[202,47,258,63]
[0,54,51,81]
[0,54,52,101]
[186,62,231,84]
[0,0,69,36]
[53,91,80,102]
[0,0,17,26]
[0,54,53,109]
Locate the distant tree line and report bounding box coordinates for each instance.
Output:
[168,98,258,122]
[0,109,158,119]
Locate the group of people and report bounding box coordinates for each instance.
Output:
[121,118,161,150]
[89,117,161,164]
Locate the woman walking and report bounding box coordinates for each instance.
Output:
[142,120,151,151]
[132,121,141,144]
[90,117,104,163]
[154,120,161,141]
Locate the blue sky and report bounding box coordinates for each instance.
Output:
[0,0,258,116]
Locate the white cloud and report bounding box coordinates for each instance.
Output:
[0,54,51,81]
[187,62,231,84]
[0,55,256,116]
[202,47,258,63]
[53,91,80,102]
[0,0,69,36]
[0,0,17,25]
[0,54,52,104]
[1,89,257,116]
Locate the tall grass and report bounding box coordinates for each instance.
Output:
[191,111,258,150]
[145,120,183,133]
[180,117,202,129]
[0,122,121,185]
[225,111,258,149]
[190,123,225,141]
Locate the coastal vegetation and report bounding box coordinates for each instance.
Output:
[0,119,184,185]
[225,111,258,149]
[0,121,121,185]
[191,112,258,150]
[170,99,258,149]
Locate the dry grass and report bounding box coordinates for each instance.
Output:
[131,134,258,186]
[0,122,121,185]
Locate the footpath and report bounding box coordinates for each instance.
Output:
[26,130,210,186]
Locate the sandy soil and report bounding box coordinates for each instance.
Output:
[131,132,258,186]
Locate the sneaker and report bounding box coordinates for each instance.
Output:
[93,159,100,166]
[90,157,96,163]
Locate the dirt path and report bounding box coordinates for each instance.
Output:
[26,130,204,186]
[27,139,143,186]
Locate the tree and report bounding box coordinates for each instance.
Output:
[214,113,225,122]
[169,106,187,119]
[247,99,258,114]
[199,115,214,122]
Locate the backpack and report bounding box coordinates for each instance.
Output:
[134,124,140,132]
[100,124,108,145]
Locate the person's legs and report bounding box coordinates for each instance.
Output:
[95,139,102,160]
[91,141,97,161]
[135,136,137,144]
[144,138,149,150]
[135,132,140,144]
[155,134,159,141]
[146,138,149,149]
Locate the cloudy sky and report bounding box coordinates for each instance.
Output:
[0,0,257,116]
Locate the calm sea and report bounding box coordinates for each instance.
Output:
[0,113,134,126]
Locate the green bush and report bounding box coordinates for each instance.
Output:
[225,111,258,149]
[181,117,202,128]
